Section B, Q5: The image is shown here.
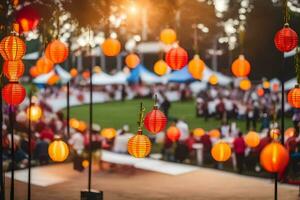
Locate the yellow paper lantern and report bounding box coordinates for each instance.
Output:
[211,141,232,162]
[160,28,177,45]
[263,81,270,89]
[82,160,89,168]
[153,60,168,76]
[78,121,87,132]
[209,129,221,139]
[244,131,260,148]
[125,53,140,69]
[93,66,102,74]
[239,79,252,91]
[26,105,42,122]
[188,55,205,80]
[101,128,117,139]
[128,130,152,158]
[101,38,121,57]
[48,139,69,162]
[193,128,205,137]
[209,74,218,85]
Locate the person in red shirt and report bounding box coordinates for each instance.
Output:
[40,127,55,141]
[233,132,246,173]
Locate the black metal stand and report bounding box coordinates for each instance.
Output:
[81,190,103,200]
[0,83,4,200]
[88,64,93,191]
[67,81,70,138]
[280,57,285,145]
[274,173,278,200]
[9,106,14,200]
[27,92,32,200]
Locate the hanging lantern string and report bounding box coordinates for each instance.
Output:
[284,0,289,24]
[154,94,158,107]
[193,24,199,54]
[137,102,146,131]
[239,24,245,54]
[56,11,60,39]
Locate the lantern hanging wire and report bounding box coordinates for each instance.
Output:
[137,102,146,131]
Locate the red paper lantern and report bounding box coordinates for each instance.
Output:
[2,82,26,105]
[144,106,167,134]
[16,5,40,33]
[0,35,26,60]
[36,57,54,74]
[166,126,181,142]
[288,85,300,108]
[257,87,264,97]
[260,142,289,173]
[231,55,251,77]
[3,60,25,81]
[165,46,188,70]
[45,40,69,64]
[274,23,298,52]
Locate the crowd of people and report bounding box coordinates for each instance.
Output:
[1,82,300,182]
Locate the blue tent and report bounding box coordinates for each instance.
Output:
[127,64,164,84]
[167,66,195,83]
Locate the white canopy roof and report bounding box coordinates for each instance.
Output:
[33,65,71,84]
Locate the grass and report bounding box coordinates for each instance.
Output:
[65,98,293,134]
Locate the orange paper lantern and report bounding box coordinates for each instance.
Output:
[239,79,251,91]
[260,142,289,173]
[3,60,25,81]
[160,28,177,45]
[16,5,40,33]
[69,118,80,129]
[78,121,87,132]
[0,35,26,60]
[167,126,181,142]
[70,68,78,77]
[193,128,205,137]
[257,87,264,97]
[29,66,39,77]
[287,86,300,108]
[209,129,221,139]
[263,81,270,89]
[231,55,251,77]
[2,82,26,106]
[36,57,54,74]
[101,128,117,139]
[244,131,260,148]
[47,74,60,85]
[188,55,205,80]
[45,40,69,64]
[82,71,90,80]
[128,130,152,158]
[211,141,232,162]
[101,38,121,57]
[285,127,296,138]
[48,139,69,162]
[154,60,168,76]
[125,53,140,69]
[82,160,89,168]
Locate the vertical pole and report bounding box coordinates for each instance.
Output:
[88,60,93,191]
[27,92,32,200]
[67,82,70,138]
[0,80,4,200]
[274,173,278,200]
[9,106,14,200]
[280,57,285,145]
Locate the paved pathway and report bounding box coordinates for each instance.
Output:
[4,163,300,200]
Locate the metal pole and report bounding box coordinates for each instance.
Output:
[274,173,278,200]
[9,106,14,200]
[88,61,93,191]
[27,92,32,200]
[0,81,4,200]
[280,57,285,144]
[67,82,70,138]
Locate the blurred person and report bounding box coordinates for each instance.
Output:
[175,141,189,163]
[176,119,189,141]
[233,132,246,173]
[200,133,212,164]
[69,130,85,155]
[40,127,55,141]
[34,136,50,165]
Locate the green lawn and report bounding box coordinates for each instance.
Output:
[65,99,293,134]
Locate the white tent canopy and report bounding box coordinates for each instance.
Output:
[285,77,297,90]
[33,65,71,84]
[91,71,128,85]
[23,52,39,60]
